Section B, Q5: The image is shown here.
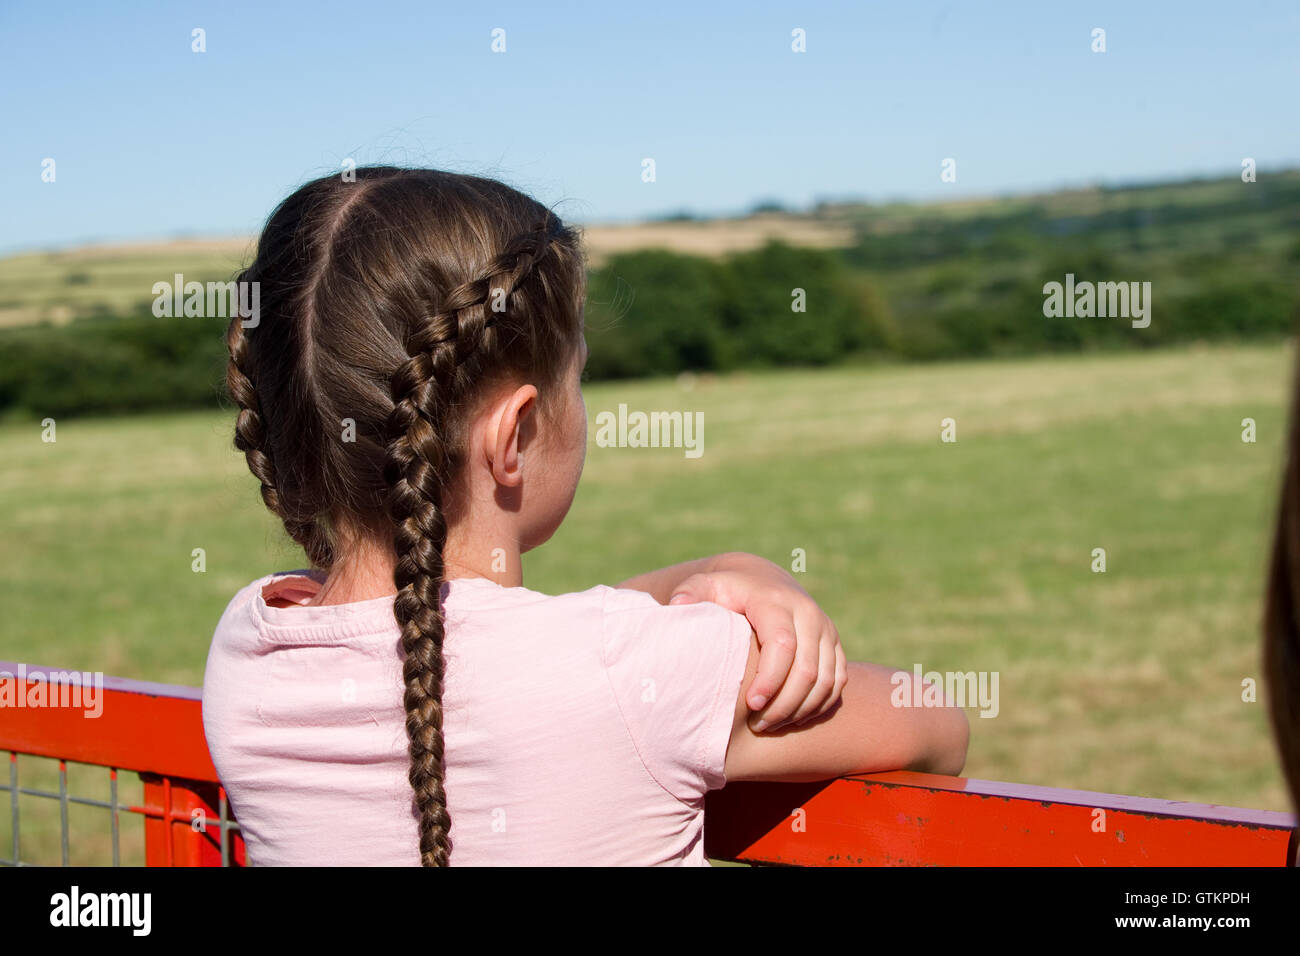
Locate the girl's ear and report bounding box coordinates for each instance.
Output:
[486,384,539,487]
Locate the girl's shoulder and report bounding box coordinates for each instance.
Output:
[442,580,662,620]
[209,569,373,651]
[445,578,748,636]
[211,570,293,636]
[221,568,320,610]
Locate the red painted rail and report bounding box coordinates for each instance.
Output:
[704,774,1297,866]
[1,661,1295,866]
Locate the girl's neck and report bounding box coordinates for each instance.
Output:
[307,528,524,607]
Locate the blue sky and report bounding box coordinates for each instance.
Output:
[2,0,1298,253]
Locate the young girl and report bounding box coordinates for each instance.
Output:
[201,166,969,866]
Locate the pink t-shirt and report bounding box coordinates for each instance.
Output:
[201,570,753,866]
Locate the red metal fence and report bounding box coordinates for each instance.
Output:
[2,661,1294,866]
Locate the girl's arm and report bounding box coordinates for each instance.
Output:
[724,630,971,782]
[615,553,729,601]
[617,552,847,734]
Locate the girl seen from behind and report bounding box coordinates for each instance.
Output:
[201,167,969,866]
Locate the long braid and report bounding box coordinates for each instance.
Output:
[224,285,333,568]
[384,224,554,866]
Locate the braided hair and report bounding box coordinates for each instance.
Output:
[226,279,334,568]
[223,167,586,865]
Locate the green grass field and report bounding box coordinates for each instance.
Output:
[1,341,1295,862]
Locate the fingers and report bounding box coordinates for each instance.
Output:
[813,632,849,720]
[749,605,822,731]
[744,602,798,718]
[766,609,839,730]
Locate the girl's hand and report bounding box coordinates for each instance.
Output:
[667,554,848,733]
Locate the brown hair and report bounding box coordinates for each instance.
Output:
[1265,347,1300,822]
[224,166,586,865]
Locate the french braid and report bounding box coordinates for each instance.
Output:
[385,225,555,866]
[224,273,333,568]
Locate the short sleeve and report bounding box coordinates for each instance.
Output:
[599,586,754,801]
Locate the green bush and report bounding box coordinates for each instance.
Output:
[1174,279,1296,339]
[583,243,891,378]
[583,250,726,379]
[0,314,227,418]
[715,241,884,366]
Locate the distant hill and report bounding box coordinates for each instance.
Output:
[1,169,1296,329]
[0,216,855,328]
